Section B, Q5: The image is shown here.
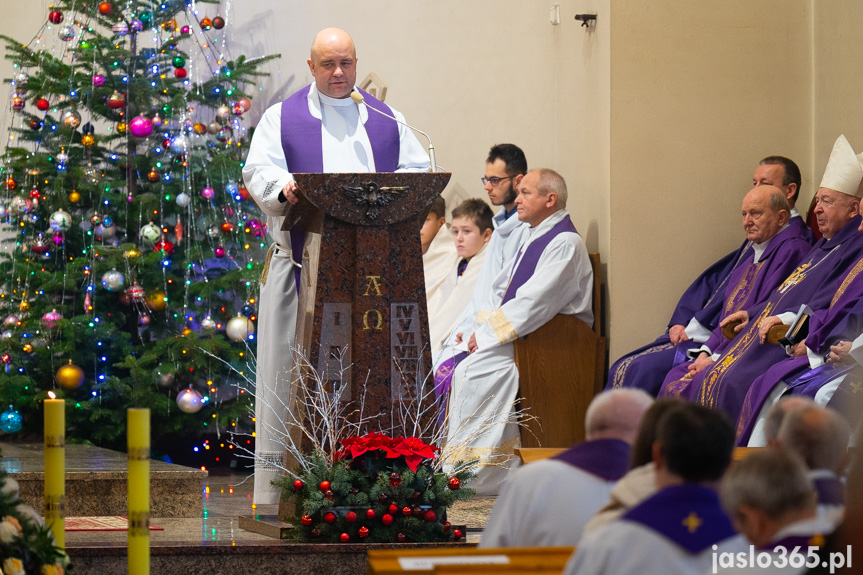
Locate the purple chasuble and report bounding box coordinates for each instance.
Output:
[659,216,863,420]
[812,475,844,506]
[278,85,400,287]
[622,484,737,554]
[550,438,630,481]
[501,215,577,305]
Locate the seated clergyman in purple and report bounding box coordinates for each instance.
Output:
[563,403,747,575]
[608,157,812,396]
[659,135,863,422]
[480,389,654,548]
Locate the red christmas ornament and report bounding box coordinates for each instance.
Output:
[319,480,330,492]
[453,529,463,541]
[345,511,357,523]
[401,506,412,516]
[300,515,313,526]
[147,169,160,183]
[36,98,50,111]
[173,67,187,79]
[322,512,336,524]
[381,513,394,526]
[221,222,234,233]
[423,510,437,523]
[0,354,10,364]
[358,526,369,538]
[29,188,40,199]
[212,16,225,29]
[292,479,304,491]
[339,532,350,543]
[365,509,376,521]
[412,506,422,517]
[107,92,125,109]
[389,471,401,486]
[396,533,407,543]
[97,2,112,15]
[48,10,63,24]
[5,176,17,190]
[324,489,334,501]
[154,240,175,256]
[388,503,398,515]
[448,477,461,490]
[410,490,421,500]
[239,187,250,201]
[442,521,452,533]
[378,493,388,503]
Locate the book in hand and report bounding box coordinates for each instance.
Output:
[778,304,812,347]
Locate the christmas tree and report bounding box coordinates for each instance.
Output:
[0,0,278,459]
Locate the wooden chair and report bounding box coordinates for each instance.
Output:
[368,546,575,575]
[514,253,606,448]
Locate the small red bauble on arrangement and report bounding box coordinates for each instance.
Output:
[442,521,452,533]
[381,514,394,526]
[300,515,313,526]
[365,509,376,521]
[292,480,303,491]
[319,480,330,492]
[401,506,412,516]
[345,511,357,523]
[396,533,407,543]
[388,503,398,515]
[423,510,437,523]
[453,529,463,541]
[448,477,461,490]
[322,512,336,524]
[339,533,349,543]
[358,526,369,538]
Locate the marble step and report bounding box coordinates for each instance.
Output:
[1,443,206,518]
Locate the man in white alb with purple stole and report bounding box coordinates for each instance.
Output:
[243,28,429,504]
[442,169,593,496]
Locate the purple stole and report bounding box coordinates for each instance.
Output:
[758,533,828,552]
[812,475,844,506]
[502,215,577,305]
[623,484,737,554]
[278,84,400,287]
[551,438,630,481]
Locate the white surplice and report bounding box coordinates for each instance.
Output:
[427,244,488,353]
[423,222,458,303]
[242,83,428,504]
[444,209,593,495]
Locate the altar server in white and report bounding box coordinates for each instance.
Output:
[442,168,593,495]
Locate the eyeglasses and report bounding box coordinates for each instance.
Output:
[481,176,514,187]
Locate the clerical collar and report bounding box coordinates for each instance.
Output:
[318,92,357,107]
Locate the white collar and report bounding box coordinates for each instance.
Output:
[306,83,368,123]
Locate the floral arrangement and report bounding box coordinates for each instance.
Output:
[275,431,474,543]
[0,471,68,574]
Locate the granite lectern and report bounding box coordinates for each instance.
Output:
[287,172,452,431]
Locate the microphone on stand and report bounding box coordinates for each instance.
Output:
[350,90,437,172]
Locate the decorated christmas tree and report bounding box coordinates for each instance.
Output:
[0,0,278,458]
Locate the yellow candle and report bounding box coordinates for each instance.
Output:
[127,408,150,575]
[43,394,65,549]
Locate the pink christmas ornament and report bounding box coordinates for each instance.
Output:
[129,115,153,138]
[92,74,106,87]
[214,246,226,258]
[201,186,215,199]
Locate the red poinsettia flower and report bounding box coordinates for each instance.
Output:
[386,436,440,471]
[339,431,399,459]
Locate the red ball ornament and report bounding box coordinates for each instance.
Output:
[29,188,40,199]
[381,514,394,526]
[365,509,376,521]
[345,511,357,523]
[339,532,350,543]
[48,10,63,24]
[147,169,160,183]
[300,515,313,526]
[401,506,412,516]
[107,92,125,109]
[388,503,398,515]
[173,67,187,79]
[389,471,401,486]
[154,240,175,256]
[212,16,225,29]
[453,529,463,541]
[239,187,250,201]
[358,526,369,538]
[423,510,437,523]
[448,477,461,490]
[98,2,112,15]
[1,354,11,365]
[322,512,336,524]
[325,489,335,501]
[292,479,303,492]
[221,222,234,233]
[318,480,330,492]
[36,98,50,111]
[396,533,407,543]
[378,493,388,503]
[412,506,422,517]
[442,521,452,533]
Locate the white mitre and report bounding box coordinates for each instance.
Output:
[820,134,863,197]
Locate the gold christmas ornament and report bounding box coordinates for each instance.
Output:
[68,190,80,203]
[56,360,85,390]
[116,121,127,134]
[81,133,95,146]
[145,290,167,311]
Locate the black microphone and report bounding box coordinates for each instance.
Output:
[351,90,437,172]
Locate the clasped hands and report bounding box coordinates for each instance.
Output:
[454,332,479,354]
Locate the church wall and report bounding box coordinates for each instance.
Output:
[607,0,814,361]
[812,1,863,194]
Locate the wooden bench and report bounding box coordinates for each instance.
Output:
[368,546,575,575]
[514,253,606,447]
[515,446,764,465]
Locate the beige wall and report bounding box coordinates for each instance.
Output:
[607,0,813,359]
